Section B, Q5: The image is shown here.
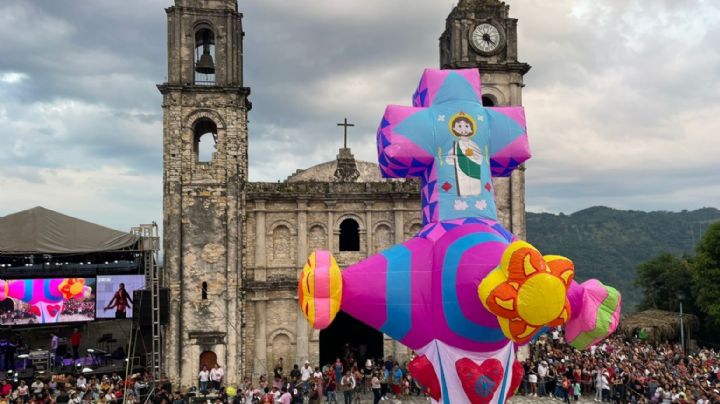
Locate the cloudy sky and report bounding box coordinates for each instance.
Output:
[0,0,719,232]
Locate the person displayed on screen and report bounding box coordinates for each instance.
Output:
[103,283,134,319]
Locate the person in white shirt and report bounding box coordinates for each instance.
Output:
[601,371,611,402]
[537,361,548,396]
[68,392,81,404]
[16,380,29,401]
[76,375,87,389]
[340,371,356,404]
[199,365,210,393]
[210,363,224,392]
[300,361,312,391]
[31,379,44,397]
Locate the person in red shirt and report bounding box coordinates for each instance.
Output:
[0,380,12,397]
[70,328,81,361]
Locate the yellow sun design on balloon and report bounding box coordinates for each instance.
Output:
[478,241,574,344]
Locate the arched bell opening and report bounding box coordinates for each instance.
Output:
[193,118,218,163]
[194,27,216,85]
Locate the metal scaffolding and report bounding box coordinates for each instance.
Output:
[131,223,161,382]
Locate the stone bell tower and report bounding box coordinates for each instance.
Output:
[440,0,531,239]
[160,0,250,387]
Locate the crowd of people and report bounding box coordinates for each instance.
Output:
[520,330,720,403]
[0,371,157,403]
[200,355,421,404]
[0,329,717,403]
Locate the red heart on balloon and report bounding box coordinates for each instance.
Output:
[455,358,504,404]
[505,360,524,401]
[407,355,441,402]
[47,304,62,318]
[29,306,41,317]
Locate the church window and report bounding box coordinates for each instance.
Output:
[193,118,217,163]
[201,282,208,300]
[194,27,216,85]
[482,95,496,107]
[339,218,360,252]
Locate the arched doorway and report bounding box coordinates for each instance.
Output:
[199,350,217,370]
[319,311,383,368]
[339,218,360,251]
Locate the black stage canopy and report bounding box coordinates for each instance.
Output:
[0,207,139,254]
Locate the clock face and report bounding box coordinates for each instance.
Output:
[471,23,503,54]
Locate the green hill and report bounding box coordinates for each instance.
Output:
[526,206,720,312]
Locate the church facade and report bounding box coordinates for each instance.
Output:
[161,0,530,388]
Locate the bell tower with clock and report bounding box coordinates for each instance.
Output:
[440,0,531,239]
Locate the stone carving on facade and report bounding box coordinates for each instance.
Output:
[333,148,360,183]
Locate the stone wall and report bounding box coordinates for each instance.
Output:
[244,181,421,376]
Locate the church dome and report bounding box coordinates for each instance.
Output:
[285,148,385,183]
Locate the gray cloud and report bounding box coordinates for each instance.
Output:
[0,0,718,232]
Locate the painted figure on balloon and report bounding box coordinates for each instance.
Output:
[298,68,621,404]
[445,113,486,197]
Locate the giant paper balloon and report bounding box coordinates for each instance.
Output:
[298,68,621,403]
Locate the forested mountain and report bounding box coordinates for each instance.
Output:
[526,206,720,311]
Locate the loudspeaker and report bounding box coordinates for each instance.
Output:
[132,289,170,326]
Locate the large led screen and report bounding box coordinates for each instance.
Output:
[95,274,145,319]
[0,278,96,325]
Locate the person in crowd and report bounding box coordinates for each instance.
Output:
[289,364,301,383]
[70,328,81,362]
[527,362,538,397]
[50,332,60,367]
[300,361,312,393]
[16,380,29,403]
[210,363,224,392]
[333,358,344,385]
[279,386,292,404]
[325,373,338,404]
[31,379,44,398]
[340,370,356,404]
[371,371,382,404]
[198,365,210,394]
[537,359,548,397]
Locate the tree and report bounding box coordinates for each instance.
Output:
[691,222,720,324]
[634,253,696,313]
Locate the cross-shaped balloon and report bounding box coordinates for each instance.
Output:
[298,68,621,404]
[377,68,530,225]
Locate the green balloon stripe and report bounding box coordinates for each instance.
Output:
[569,285,621,349]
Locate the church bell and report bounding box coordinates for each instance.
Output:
[195,31,215,75]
